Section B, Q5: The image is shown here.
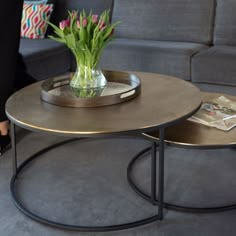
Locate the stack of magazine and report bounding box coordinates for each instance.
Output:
[188,96,236,131]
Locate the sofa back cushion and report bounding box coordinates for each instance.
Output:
[213,0,236,45]
[51,0,113,25]
[112,0,215,44]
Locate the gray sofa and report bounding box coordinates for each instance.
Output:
[19,0,236,95]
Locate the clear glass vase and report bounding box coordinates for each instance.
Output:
[70,64,107,98]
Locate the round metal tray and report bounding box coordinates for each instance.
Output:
[41,70,141,108]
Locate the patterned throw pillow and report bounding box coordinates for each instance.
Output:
[24,0,48,4]
[24,0,56,4]
[21,3,54,39]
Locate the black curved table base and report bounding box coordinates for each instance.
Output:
[10,123,165,232]
[127,146,236,214]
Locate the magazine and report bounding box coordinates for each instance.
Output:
[188,96,236,131]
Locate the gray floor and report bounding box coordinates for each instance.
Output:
[1,129,236,236]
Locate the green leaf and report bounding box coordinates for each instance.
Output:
[79,27,87,42]
[48,35,65,43]
[64,33,76,49]
[47,21,64,38]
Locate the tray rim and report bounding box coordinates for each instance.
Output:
[40,70,141,108]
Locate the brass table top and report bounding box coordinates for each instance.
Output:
[144,92,236,148]
[6,71,202,137]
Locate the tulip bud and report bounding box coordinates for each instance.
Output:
[92,15,98,23]
[59,20,66,30]
[65,19,70,27]
[99,21,106,30]
[100,26,106,31]
[82,18,87,27]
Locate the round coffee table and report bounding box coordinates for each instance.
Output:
[6,71,202,232]
[128,92,236,213]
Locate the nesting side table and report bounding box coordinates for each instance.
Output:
[128,92,236,214]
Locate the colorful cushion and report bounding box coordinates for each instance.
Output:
[24,0,56,4]
[21,3,54,39]
[24,0,48,4]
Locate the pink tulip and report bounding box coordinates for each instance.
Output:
[99,21,106,30]
[100,25,106,31]
[59,20,66,30]
[65,19,70,27]
[76,20,80,29]
[59,20,70,30]
[92,15,98,23]
[82,18,87,27]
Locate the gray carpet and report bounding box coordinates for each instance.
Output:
[1,129,236,236]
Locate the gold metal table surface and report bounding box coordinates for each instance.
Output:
[144,92,236,148]
[6,71,202,137]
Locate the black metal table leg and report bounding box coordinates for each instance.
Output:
[151,141,157,204]
[127,128,166,220]
[158,128,165,219]
[10,122,17,175]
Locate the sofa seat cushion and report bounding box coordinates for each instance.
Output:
[193,82,236,96]
[100,38,208,80]
[192,46,236,86]
[19,38,71,80]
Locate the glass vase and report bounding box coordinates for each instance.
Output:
[70,63,107,98]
